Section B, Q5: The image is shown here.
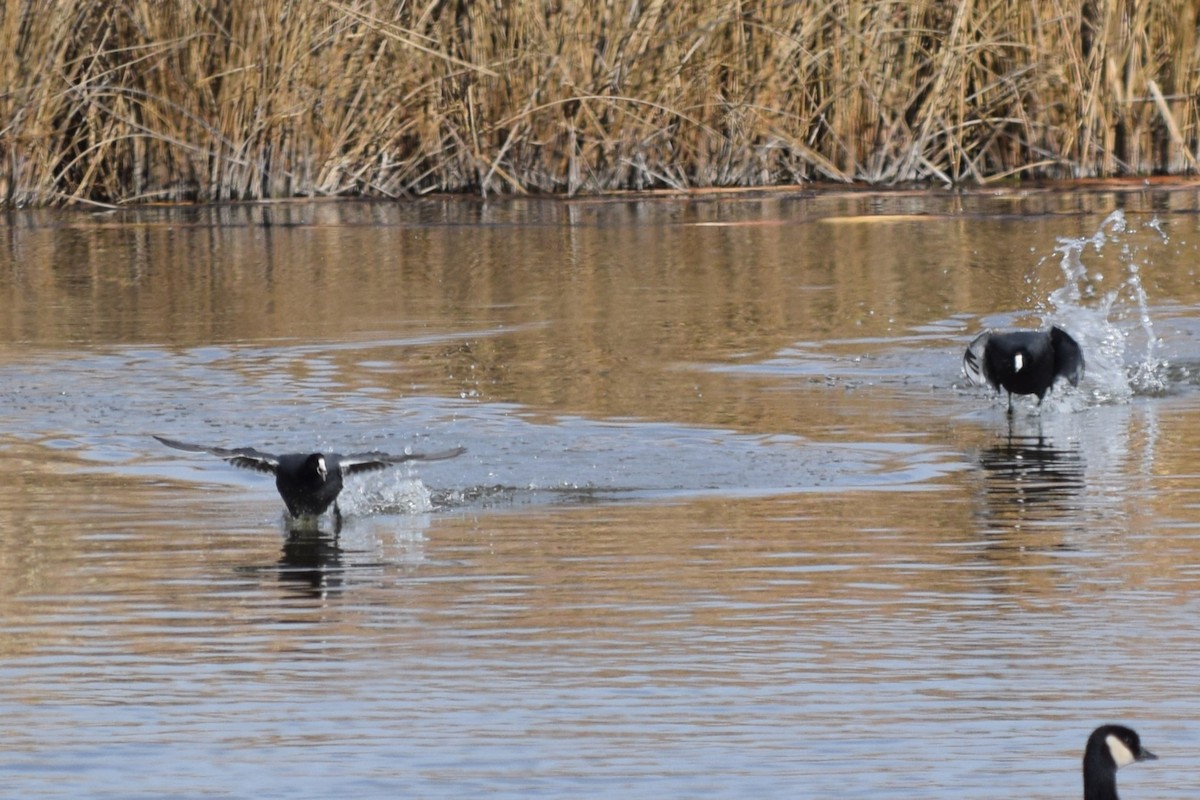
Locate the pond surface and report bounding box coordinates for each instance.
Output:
[2,188,1200,798]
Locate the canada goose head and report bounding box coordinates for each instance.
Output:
[1083,724,1156,800]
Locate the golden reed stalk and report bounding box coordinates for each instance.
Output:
[0,0,1196,206]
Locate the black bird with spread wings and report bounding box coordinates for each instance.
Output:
[154,435,465,526]
[963,326,1084,413]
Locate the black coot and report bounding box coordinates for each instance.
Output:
[963,325,1084,412]
[155,435,465,527]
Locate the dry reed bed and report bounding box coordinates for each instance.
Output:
[0,0,1197,206]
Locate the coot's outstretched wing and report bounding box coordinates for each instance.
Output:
[962,331,994,389]
[153,435,281,475]
[339,446,467,476]
[1049,326,1085,387]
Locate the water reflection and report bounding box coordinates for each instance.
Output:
[978,421,1086,527]
[3,194,1200,798]
[277,529,345,598]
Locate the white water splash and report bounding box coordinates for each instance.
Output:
[342,469,436,516]
[1040,210,1168,405]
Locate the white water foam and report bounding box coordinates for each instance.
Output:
[341,469,436,516]
[1038,209,1168,407]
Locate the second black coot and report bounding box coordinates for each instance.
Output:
[963,325,1084,412]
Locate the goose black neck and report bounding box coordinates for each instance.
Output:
[1083,747,1119,800]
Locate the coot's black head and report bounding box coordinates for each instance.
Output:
[275,452,344,518]
[305,453,328,480]
[1083,724,1156,800]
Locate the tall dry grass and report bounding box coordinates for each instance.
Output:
[0,0,1197,206]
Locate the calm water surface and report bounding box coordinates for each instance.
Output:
[3,190,1200,798]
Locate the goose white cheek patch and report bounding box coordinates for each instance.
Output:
[1107,734,1136,768]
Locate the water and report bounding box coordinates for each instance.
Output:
[1044,209,1169,401]
[3,191,1200,797]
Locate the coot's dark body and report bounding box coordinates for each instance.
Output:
[963,326,1084,411]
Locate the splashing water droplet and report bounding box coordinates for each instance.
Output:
[1039,210,1168,404]
[341,470,436,517]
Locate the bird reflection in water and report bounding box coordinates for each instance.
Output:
[277,526,345,598]
[978,420,1086,526]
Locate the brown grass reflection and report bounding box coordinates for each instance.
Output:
[4,193,1200,434]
